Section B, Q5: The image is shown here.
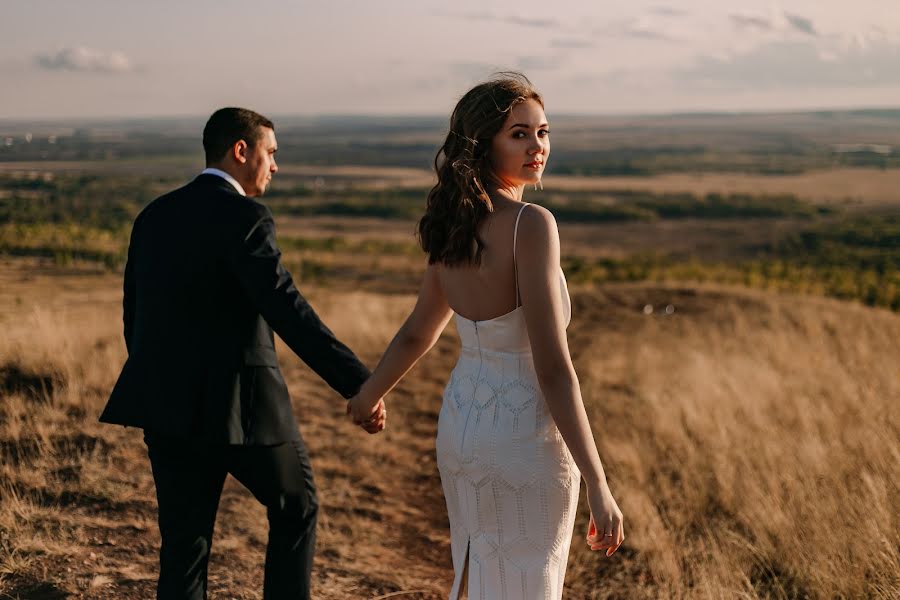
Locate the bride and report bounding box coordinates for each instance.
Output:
[349,72,624,599]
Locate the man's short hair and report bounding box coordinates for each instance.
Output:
[202,107,274,164]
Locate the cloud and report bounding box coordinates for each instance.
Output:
[504,16,559,28]
[729,11,818,37]
[598,9,693,43]
[681,39,900,89]
[550,37,593,49]
[446,11,560,29]
[36,47,134,73]
[623,17,684,42]
[784,12,817,36]
[650,6,689,17]
[730,12,773,31]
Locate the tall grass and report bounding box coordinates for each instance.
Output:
[1,277,897,598]
[0,306,135,595]
[564,287,900,598]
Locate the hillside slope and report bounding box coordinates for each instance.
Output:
[0,269,897,599]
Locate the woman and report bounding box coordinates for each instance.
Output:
[349,73,624,599]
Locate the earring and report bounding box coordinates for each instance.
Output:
[534,179,543,191]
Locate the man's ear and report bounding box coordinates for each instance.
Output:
[231,139,249,164]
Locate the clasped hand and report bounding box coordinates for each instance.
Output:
[346,394,387,434]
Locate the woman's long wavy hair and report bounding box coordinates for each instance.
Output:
[418,72,543,266]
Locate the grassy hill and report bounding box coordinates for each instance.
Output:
[0,263,897,598]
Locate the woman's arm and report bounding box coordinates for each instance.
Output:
[348,263,454,421]
[516,203,624,555]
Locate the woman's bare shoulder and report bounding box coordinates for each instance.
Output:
[518,203,559,240]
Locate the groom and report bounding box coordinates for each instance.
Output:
[100,107,385,599]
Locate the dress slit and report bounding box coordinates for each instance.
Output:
[451,540,470,600]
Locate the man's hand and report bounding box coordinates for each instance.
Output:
[347,396,387,434]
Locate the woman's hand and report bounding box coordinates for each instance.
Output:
[586,484,624,557]
[347,394,386,434]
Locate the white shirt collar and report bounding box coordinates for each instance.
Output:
[200,167,246,196]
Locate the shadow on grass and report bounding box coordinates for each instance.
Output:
[0,575,69,599]
[0,365,57,402]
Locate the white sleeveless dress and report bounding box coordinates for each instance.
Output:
[436,204,581,600]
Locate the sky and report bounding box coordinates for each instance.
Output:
[1,0,899,119]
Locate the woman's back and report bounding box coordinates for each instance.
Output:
[436,198,524,322]
[440,200,571,337]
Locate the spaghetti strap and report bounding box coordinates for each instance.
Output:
[513,202,531,306]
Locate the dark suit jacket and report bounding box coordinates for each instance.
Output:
[100,174,370,444]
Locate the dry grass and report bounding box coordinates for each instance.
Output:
[0,258,898,599]
[562,285,900,599]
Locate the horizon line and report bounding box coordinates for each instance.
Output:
[2,105,900,125]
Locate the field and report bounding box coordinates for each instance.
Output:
[0,111,898,599]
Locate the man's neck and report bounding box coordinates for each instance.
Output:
[201,166,246,196]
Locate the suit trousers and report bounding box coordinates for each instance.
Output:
[144,431,319,600]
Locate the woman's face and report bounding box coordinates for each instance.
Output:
[488,98,550,189]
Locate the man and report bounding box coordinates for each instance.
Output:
[100,107,385,599]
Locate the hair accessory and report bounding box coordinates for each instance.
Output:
[449,130,478,146]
